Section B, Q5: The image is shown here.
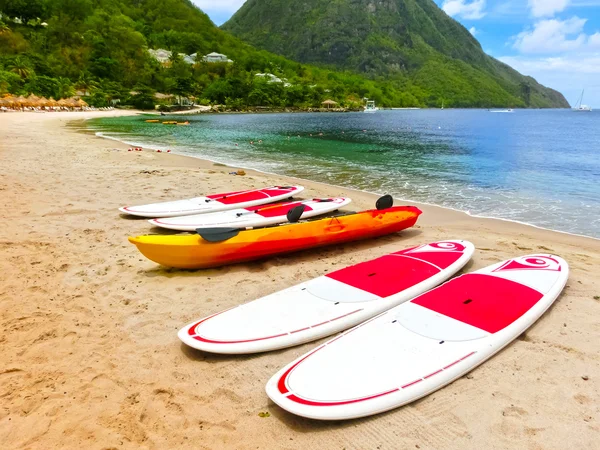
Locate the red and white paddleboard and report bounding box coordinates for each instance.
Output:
[178,241,474,354]
[148,197,352,231]
[266,254,569,420]
[119,185,304,218]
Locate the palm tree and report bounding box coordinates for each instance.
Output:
[8,57,33,79]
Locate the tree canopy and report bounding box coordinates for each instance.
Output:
[0,0,568,109]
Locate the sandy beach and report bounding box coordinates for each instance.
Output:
[1,111,599,449]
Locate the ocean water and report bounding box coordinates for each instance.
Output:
[89,109,600,238]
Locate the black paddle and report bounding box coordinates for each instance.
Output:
[286,204,307,223]
[196,227,241,242]
[376,194,394,210]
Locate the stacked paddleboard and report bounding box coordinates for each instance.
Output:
[119,185,305,218]
[148,197,352,231]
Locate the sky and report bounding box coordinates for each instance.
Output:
[193,0,600,107]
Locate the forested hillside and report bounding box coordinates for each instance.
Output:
[0,0,568,108]
[224,0,569,108]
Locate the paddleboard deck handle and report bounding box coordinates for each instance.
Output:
[376,195,394,210]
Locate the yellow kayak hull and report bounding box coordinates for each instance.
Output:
[129,206,422,269]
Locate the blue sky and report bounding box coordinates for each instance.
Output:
[193,0,600,106]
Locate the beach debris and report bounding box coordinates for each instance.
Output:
[229,170,246,176]
[258,411,270,418]
[582,375,589,381]
[593,296,599,300]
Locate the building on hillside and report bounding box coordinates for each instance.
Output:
[202,52,233,63]
[148,49,172,64]
[255,73,291,87]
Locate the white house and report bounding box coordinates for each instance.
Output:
[148,49,172,63]
[202,52,233,63]
[255,73,292,87]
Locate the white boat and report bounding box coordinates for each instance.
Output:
[364,100,378,113]
[573,90,592,112]
[490,109,514,113]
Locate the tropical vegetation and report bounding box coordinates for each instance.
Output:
[0,0,568,109]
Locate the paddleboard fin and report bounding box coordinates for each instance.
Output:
[196,227,241,242]
[287,204,307,223]
[376,195,394,210]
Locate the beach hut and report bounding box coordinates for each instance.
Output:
[321,99,338,109]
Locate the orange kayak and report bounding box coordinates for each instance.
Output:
[129,206,422,269]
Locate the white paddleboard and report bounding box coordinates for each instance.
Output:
[179,241,474,354]
[148,197,352,231]
[266,254,569,420]
[119,185,304,218]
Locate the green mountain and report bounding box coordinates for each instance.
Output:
[0,0,404,109]
[223,0,569,108]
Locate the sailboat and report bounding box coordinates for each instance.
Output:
[364,99,378,113]
[573,90,592,112]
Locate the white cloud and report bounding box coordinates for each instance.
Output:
[590,32,600,48]
[469,26,479,35]
[192,0,246,14]
[442,0,487,20]
[528,0,570,18]
[513,17,590,53]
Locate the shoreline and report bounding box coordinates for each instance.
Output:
[1,111,598,449]
[88,114,599,244]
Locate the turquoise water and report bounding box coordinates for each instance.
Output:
[89,109,600,238]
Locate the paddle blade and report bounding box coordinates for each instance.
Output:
[287,204,307,223]
[376,194,394,210]
[196,227,241,242]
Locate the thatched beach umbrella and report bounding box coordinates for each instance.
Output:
[76,98,88,107]
[0,95,16,107]
[321,99,338,109]
[27,94,41,103]
[57,98,70,108]
[15,95,28,107]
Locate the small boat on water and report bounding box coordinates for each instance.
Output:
[364,100,378,113]
[573,90,592,112]
[145,119,160,123]
[490,109,514,113]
